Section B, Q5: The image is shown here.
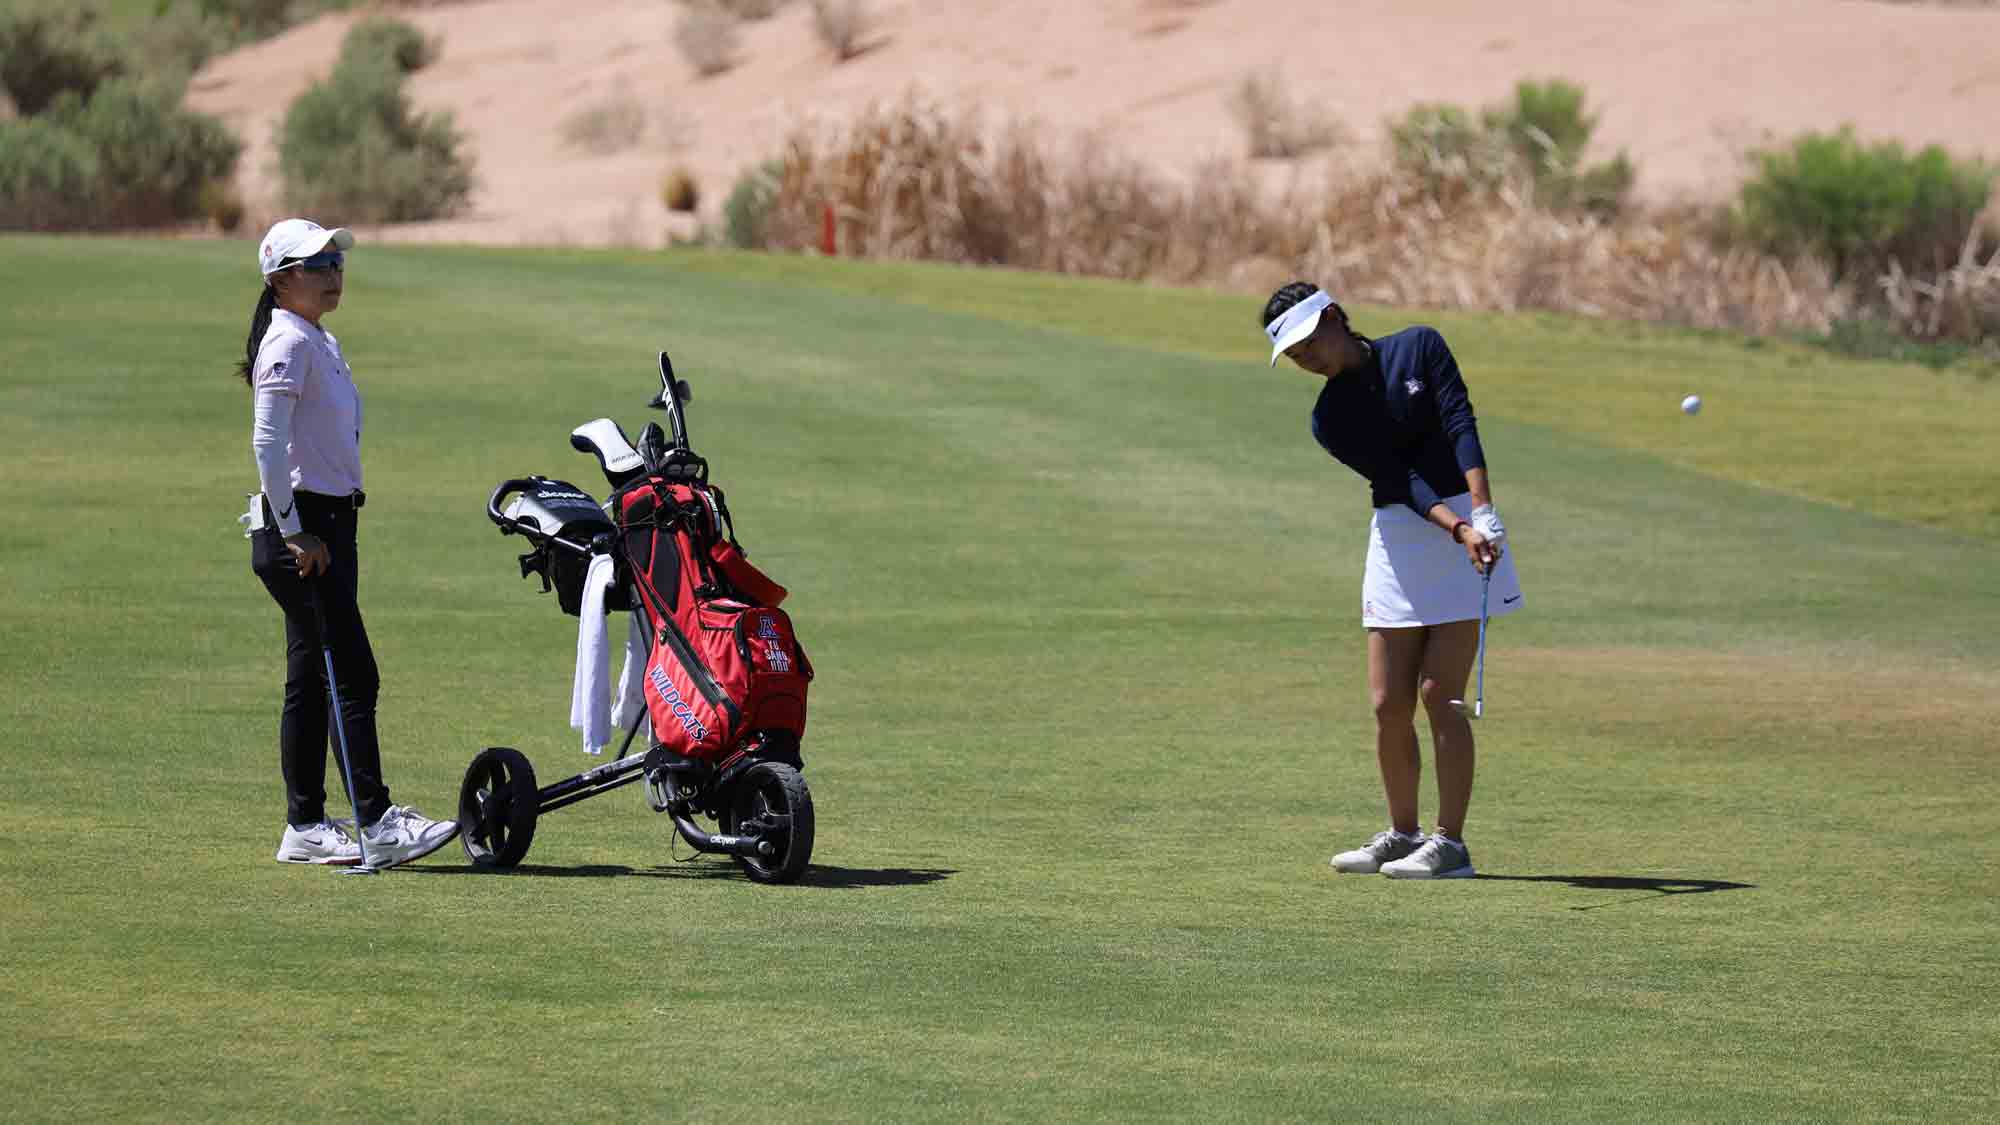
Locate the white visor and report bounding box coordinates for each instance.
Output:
[1264,289,1333,366]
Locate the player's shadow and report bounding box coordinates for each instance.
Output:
[1475,873,1753,911]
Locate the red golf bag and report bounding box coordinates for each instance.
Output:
[616,476,812,761]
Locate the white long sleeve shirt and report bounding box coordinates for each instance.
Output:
[250,309,364,535]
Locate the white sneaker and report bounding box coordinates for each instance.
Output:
[1380,834,1476,879]
[359,805,460,868]
[1331,829,1426,874]
[276,821,362,865]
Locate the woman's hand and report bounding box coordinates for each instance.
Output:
[1452,522,1501,573]
[285,532,330,578]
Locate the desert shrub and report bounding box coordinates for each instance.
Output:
[674,6,740,77]
[661,166,699,212]
[340,15,437,73]
[202,179,245,231]
[195,0,305,40]
[809,0,870,61]
[1489,79,1634,215]
[723,159,782,247]
[0,115,102,227]
[1227,73,1341,159]
[275,29,473,222]
[0,7,124,117]
[0,76,239,230]
[47,77,242,226]
[130,3,238,82]
[560,90,646,155]
[1387,102,1515,200]
[1388,80,1633,217]
[718,0,788,17]
[1494,79,1594,174]
[1734,127,1997,281]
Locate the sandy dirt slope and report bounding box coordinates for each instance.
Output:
[184,0,2000,249]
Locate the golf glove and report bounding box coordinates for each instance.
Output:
[1470,503,1506,550]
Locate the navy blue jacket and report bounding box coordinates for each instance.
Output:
[1309,326,1486,516]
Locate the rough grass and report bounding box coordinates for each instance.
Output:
[1,236,1995,1121]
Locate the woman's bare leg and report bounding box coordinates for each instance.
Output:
[1367,627,1428,835]
[1417,619,1482,838]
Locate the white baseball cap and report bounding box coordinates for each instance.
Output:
[258,218,356,277]
[1264,288,1334,366]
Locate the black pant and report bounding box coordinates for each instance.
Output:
[251,494,391,828]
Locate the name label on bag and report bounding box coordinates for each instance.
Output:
[647,664,708,742]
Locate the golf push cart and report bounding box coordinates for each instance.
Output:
[458,352,816,883]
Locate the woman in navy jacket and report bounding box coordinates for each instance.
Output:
[1262,282,1523,879]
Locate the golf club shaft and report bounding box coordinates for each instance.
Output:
[309,582,376,870]
[1476,566,1491,714]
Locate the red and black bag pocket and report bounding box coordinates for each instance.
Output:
[727,605,811,736]
[643,615,739,759]
[646,600,812,758]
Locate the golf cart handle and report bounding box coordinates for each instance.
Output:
[486,478,595,557]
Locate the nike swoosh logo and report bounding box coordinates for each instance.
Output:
[277,501,294,518]
[1503,595,1521,604]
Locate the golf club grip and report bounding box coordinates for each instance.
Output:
[305,580,328,638]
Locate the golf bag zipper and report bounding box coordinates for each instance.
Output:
[658,616,741,726]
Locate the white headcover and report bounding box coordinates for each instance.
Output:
[1264,289,1333,366]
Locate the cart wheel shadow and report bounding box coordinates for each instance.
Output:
[1474,873,1754,911]
[400,861,955,888]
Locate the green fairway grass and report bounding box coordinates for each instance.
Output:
[2,235,1995,1122]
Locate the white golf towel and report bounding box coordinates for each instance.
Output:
[570,555,650,755]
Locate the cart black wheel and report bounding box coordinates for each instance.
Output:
[459,747,538,868]
[720,760,813,884]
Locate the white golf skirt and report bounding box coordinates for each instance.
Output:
[1362,493,1524,629]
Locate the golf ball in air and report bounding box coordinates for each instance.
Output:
[1681,394,1702,415]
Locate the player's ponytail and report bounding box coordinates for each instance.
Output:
[236,284,278,386]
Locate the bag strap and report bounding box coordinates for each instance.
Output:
[709,484,742,548]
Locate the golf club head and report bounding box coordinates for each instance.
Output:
[338,865,380,876]
[647,380,694,409]
[648,351,692,408]
[636,421,668,471]
[1473,700,1484,719]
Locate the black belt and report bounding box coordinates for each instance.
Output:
[296,490,367,510]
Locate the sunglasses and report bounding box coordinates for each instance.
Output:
[284,251,345,274]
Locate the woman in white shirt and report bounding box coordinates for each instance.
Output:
[241,218,457,868]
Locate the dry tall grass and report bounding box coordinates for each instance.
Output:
[755,96,1994,347]
[1227,74,1344,159]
